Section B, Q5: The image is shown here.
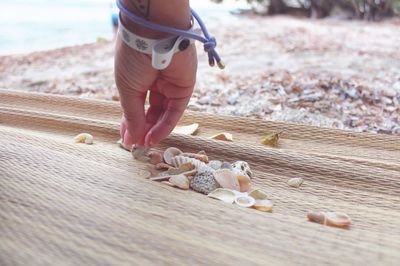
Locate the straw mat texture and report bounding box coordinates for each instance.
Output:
[1,90,399,265]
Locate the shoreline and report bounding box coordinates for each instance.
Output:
[1,15,399,135]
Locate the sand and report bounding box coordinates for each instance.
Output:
[1,15,399,134]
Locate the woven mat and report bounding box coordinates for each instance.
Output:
[1,90,399,266]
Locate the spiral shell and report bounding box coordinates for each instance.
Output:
[171,156,207,169]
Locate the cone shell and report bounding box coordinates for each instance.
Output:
[207,188,236,204]
[253,199,273,212]
[213,169,240,191]
[210,132,233,141]
[248,189,270,200]
[234,196,255,208]
[172,123,199,135]
[190,172,220,195]
[169,174,190,190]
[288,177,304,188]
[163,147,183,164]
[237,175,251,192]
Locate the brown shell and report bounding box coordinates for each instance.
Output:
[248,189,271,200]
[148,151,163,165]
[237,175,251,193]
[210,132,233,142]
[172,123,199,135]
[181,153,209,163]
[253,199,273,212]
[307,211,352,228]
[163,147,183,164]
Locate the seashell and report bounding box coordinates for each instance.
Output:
[253,199,273,212]
[169,174,190,190]
[172,123,199,135]
[181,153,209,163]
[150,175,171,182]
[131,145,149,163]
[261,131,282,147]
[117,138,130,151]
[307,211,352,228]
[237,175,251,192]
[161,181,175,187]
[232,161,253,179]
[155,163,173,170]
[197,150,207,155]
[170,155,207,169]
[148,151,163,165]
[213,169,240,191]
[208,160,222,170]
[248,189,270,200]
[210,132,233,141]
[207,188,236,204]
[288,177,304,188]
[234,195,256,208]
[220,162,233,170]
[190,171,220,195]
[74,133,94,145]
[168,162,196,175]
[163,147,183,165]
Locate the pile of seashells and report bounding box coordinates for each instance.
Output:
[132,146,273,212]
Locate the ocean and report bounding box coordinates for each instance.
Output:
[0,0,245,55]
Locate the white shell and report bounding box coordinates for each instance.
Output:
[253,199,273,212]
[232,161,252,179]
[163,147,183,164]
[74,133,93,144]
[288,177,304,188]
[208,160,222,170]
[171,155,207,169]
[207,188,236,204]
[234,196,256,208]
[172,123,199,135]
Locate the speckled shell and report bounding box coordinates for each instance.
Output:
[232,161,253,179]
[190,172,220,195]
[171,156,207,169]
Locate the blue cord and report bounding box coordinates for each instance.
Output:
[116,0,224,69]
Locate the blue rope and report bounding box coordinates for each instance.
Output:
[116,0,224,69]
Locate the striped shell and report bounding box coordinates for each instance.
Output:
[170,156,207,169]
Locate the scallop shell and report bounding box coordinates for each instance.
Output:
[170,155,207,169]
[207,188,236,204]
[208,160,222,170]
[232,161,253,179]
[213,169,240,191]
[237,175,251,192]
[163,147,183,164]
[210,132,233,141]
[74,133,94,145]
[234,196,255,208]
[288,177,304,188]
[307,211,352,228]
[190,172,220,195]
[172,123,199,135]
[248,189,270,200]
[253,199,273,212]
[169,174,190,190]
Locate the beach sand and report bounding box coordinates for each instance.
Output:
[1,15,399,134]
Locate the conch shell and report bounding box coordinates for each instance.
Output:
[207,188,236,204]
[172,123,199,135]
[170,156,208,169]
[169,174,190,190]
[210,132,233,141]
[253,199,273,212]
[74,133,94,145]
[288,177,304,188]
[307,211,352,228]
[163,147,183,164]
[213,169,240,191]
[234,195,255,208]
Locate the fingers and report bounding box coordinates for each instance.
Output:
[144,94,191,147]
[143,89,165,135]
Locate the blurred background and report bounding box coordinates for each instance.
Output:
[0,0,399,134]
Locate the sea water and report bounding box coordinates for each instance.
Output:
[0,0,245,55]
